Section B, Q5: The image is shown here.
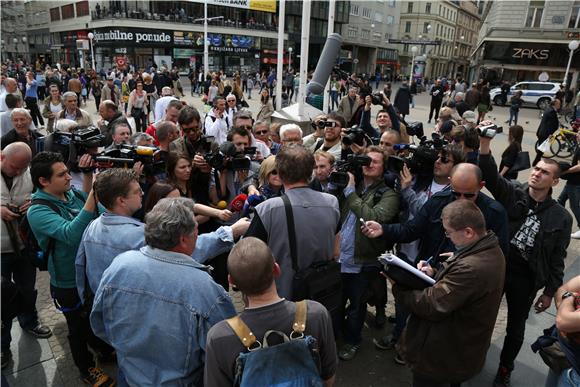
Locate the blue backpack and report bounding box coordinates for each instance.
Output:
[226,301,323,387]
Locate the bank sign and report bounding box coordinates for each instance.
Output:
[92,29,173,46]
[188,0,276,13]
[483,41,579,67]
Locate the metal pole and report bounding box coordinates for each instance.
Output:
[409,53,415,87]
[563,50,574,89]
[322,0,335,113]
[90,39,96,71]
[298,0,311,119]
[275,0,286,111]
[204,0,209,77]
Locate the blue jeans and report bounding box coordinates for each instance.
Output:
[558,183,580,228]
[509,108,519,126]
[546,368,580,387]
[1,251,39,352]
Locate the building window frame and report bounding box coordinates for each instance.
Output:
[525,0,545,28]
[570,1,580,28]
[405,21,411,33]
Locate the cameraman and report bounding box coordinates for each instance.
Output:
[107,122,131,148]
[303,114,327,152]
[374,145,465,356]
[360,94,400,138]
[338,145,399,361]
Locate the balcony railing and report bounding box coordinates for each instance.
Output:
[90,10,278,32]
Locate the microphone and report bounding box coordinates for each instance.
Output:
[393,143,418,152]
[230,194,247,213]
[306,33,343,95]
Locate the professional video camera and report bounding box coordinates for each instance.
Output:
[342,125,367,147]
[204,141,256,171]
[404,120,425,138]
[40,126,106,156]
[477,124,502,138]
[387,133,448,176]
[95,144,166,176]
[328,154,372,188]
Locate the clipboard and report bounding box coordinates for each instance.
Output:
[378,252,435,290]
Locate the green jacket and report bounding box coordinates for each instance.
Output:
[340,180,399,265]
[28,189,95,288]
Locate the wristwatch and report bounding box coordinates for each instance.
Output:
[562,291,575,300]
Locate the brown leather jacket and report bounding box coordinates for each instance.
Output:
[395,232,505,383]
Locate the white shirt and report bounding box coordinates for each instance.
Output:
[204,109,229,145]
[154,96,177,122]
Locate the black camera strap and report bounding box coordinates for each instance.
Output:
[281,194,299,273]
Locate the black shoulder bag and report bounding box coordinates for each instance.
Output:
[281,195,342,316]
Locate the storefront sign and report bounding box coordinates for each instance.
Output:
[174,48,200,58]
[210,46,250,53]
[188,0,276,13]
[92,28,173,46]
[483,41,579,67]
[388,39,441,46]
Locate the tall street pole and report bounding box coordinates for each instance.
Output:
[204,0,209,77]
[298,0,311,119]
[322,0,335,113]
[275,0,286,111]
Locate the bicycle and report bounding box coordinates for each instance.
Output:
[546,126,578,158]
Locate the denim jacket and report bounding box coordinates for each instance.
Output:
[90,246,236,387]
[76,212,235,303]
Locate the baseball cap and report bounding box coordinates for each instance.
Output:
[462,110,477,124]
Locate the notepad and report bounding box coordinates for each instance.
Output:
[378,252,436,290]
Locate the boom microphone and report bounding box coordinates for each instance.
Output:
[306,33,343,95]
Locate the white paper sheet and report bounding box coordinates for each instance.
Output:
[378,252,436,285]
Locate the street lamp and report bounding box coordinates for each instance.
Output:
[288,47,293,69]
[194,6,224,77]
[409,46,418,86]
[13,38,18,44]
[563,40,579,89]
[87,32,96,71]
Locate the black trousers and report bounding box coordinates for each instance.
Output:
[50,286,113,375]
[24,97,44,126]
[428,100,441,121]
[499,261,537,370]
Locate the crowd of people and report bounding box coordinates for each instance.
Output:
[0,62,579,387]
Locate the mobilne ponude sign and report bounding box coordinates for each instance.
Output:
[93,29,173,46]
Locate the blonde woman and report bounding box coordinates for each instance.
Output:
[257,89,274,123]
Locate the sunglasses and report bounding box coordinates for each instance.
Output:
[451,190,477,199]
[182,126,200,133]
[270,170,278,175]
[255,130,269,135]
[238,125,253,131]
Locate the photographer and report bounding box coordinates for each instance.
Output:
[27,151,116,385]
[450,124,480,164]
[97,100,129,147]
[360,94,400,138]
[312,112,345,160]
[303,114,328,152]
[338,146,399,361]
[478,129,572,387]
[171,106,218,206]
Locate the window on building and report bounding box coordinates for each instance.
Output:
[76,1,89,17]
[408,2,413,13]
[423,22,430,33]
[439,5,442,15]
[525,0,544,28]
[361,29,370,39]
[386,15,394,25]
[570,1,580,28]
[385,32,392,40]
[373,32,382,41]
[374,11,383,22]
[350,4,359,16]
[405,21,411,33]
[348,26,358,38]
[436,24,440,35]
[50,7,60,21]
[388,0,396,7]
[426,2,431,14]
[61,4,74,19]
[362,7,372,19]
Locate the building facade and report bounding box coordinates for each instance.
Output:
[474,0,580,87]
[451,1,481,81]
[1,0,29,64]
[340,0,401,78]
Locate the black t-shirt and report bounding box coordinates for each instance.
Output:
[500,143,520,180]
[566,147,580,186]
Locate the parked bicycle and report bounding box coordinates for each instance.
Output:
[545,125,578,158]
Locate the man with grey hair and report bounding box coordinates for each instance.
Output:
[279,123,303,146]
[55,91,91,127]
[91,197,236,387]
[454,91,469,117]
[1,108,41,156]
[0,77,20,112]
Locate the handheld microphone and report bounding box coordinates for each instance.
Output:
[306,33,343,95]
[230,194,248,213]
[393,143,418,151]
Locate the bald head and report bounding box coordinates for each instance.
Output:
[4,78,17,93]
[227,237,276,296]
[450,163,484,202]
[1,142,32,177]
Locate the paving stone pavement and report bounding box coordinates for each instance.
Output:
[2,79,580,386]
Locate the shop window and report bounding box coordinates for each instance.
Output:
[570,1,580,28]
[61,4,74,19]
[50,7,60,21]
[76,1,89,17]
[525,1,544,28]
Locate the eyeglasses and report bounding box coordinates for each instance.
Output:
[270,170,278,175]
[238,125,253,131]
[181,125,200,133]
[451,190,477,199]
[227,99,236,103]
[437,155,452,164]
[255,130,269,135]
